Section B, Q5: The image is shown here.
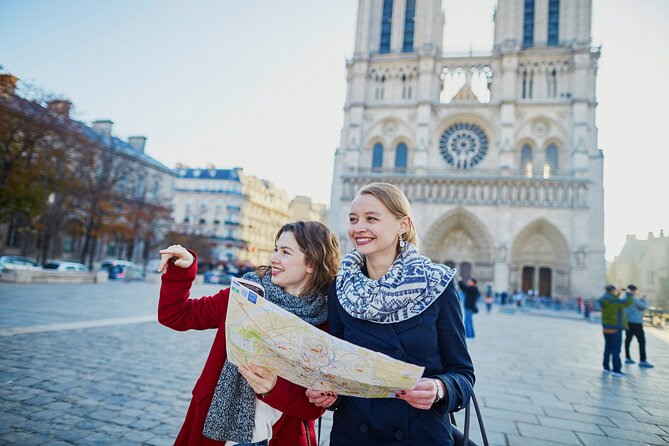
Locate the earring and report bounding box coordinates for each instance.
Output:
[399,233,406,250]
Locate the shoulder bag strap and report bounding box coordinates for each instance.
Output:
[471,391,489,446]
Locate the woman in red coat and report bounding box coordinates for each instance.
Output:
[158,221,340,446]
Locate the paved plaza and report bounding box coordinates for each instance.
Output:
[1,281,668,445]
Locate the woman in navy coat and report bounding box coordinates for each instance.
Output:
[307,183,475,446]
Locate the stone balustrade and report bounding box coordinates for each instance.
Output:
[341,173,590,208]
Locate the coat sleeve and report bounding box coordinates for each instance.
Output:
[614,293,634,308]
[432,280,475,414]
[258,377,326,420]
[635,297,648,311]
[158,251,229,331]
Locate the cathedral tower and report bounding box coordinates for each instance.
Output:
[330,0,604,298]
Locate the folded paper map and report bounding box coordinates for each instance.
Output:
[225,277,425,398]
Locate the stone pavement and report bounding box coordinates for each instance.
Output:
[0,283,668,445]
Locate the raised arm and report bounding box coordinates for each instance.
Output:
[157,247,229,331]
[634,296,649,311]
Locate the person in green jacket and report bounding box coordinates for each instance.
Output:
[598,284,634,377]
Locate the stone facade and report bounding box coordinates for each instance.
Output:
[173,167,297,266]
[172,166,245,263]
[290,195,327,223]
[239,173,291,266]
[608,232,669,309]
[329,0,605,298]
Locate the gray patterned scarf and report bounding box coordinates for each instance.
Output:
[336,242,455,324]
[203,271,327,443]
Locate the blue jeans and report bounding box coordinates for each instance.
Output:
[464,309,475,338]
[603,330,622,372]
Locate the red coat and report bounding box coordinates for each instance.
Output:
[158,259,326,446]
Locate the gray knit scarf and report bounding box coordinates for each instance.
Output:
[202,271,327,443]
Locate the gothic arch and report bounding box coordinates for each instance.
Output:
[515,115,567,144]
[423,208,494,282]
[511,219,569,266]
[510,219,571,296]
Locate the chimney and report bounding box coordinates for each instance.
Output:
[648,231,654,240]
[92,120,113,143]
[626,234,637,242]
[661,229,665,238]
[47,100,72,118]
[0,74,18,97]
[128,136,147,152]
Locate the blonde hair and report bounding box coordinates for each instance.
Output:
[357,182,419,248]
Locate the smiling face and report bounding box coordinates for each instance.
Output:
[269,231,313,296]
[348,193,409,261]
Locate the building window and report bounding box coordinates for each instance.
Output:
[522,70,528,98]
[647,271,655,285]
[521,144,533,176]
[523,0,535,48]
[379,0,393,54]
[544,144,558,178]
[395,143,408,171]
[375,75,386,100]
[372,143,384,171]
[401,74,412,99]
[548,0,560,46]
[548,68,558,97]
[402,0,415,52]
[521,69,534,99]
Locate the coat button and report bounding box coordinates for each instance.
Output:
[359,423,368,433]
[394,430,405,440]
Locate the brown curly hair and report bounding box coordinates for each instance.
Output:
[257,220,340,296]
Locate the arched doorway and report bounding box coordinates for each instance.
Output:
[511,219,570,297]
[423,208,494,283]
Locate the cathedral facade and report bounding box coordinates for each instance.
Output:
[329,0,605,298]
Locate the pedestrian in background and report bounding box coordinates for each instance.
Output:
[624,284,654,368]
[306,182,474,446]
[513,289,524,310]
[500,290,508,306]
[459,277,481,337]
[584,298,592,320]
[485,293,493,314]
[599,284,633,377]
[157,221,340,446]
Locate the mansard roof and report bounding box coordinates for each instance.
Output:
[76,123,173,174]
[176,167,241,182]
[0,89,174,175]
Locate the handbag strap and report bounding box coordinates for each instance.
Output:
[471,391,489,446]
[451,389,490,446]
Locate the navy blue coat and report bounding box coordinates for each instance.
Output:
[328,279,475,446]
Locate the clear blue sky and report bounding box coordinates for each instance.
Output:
[1,0,668,261]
